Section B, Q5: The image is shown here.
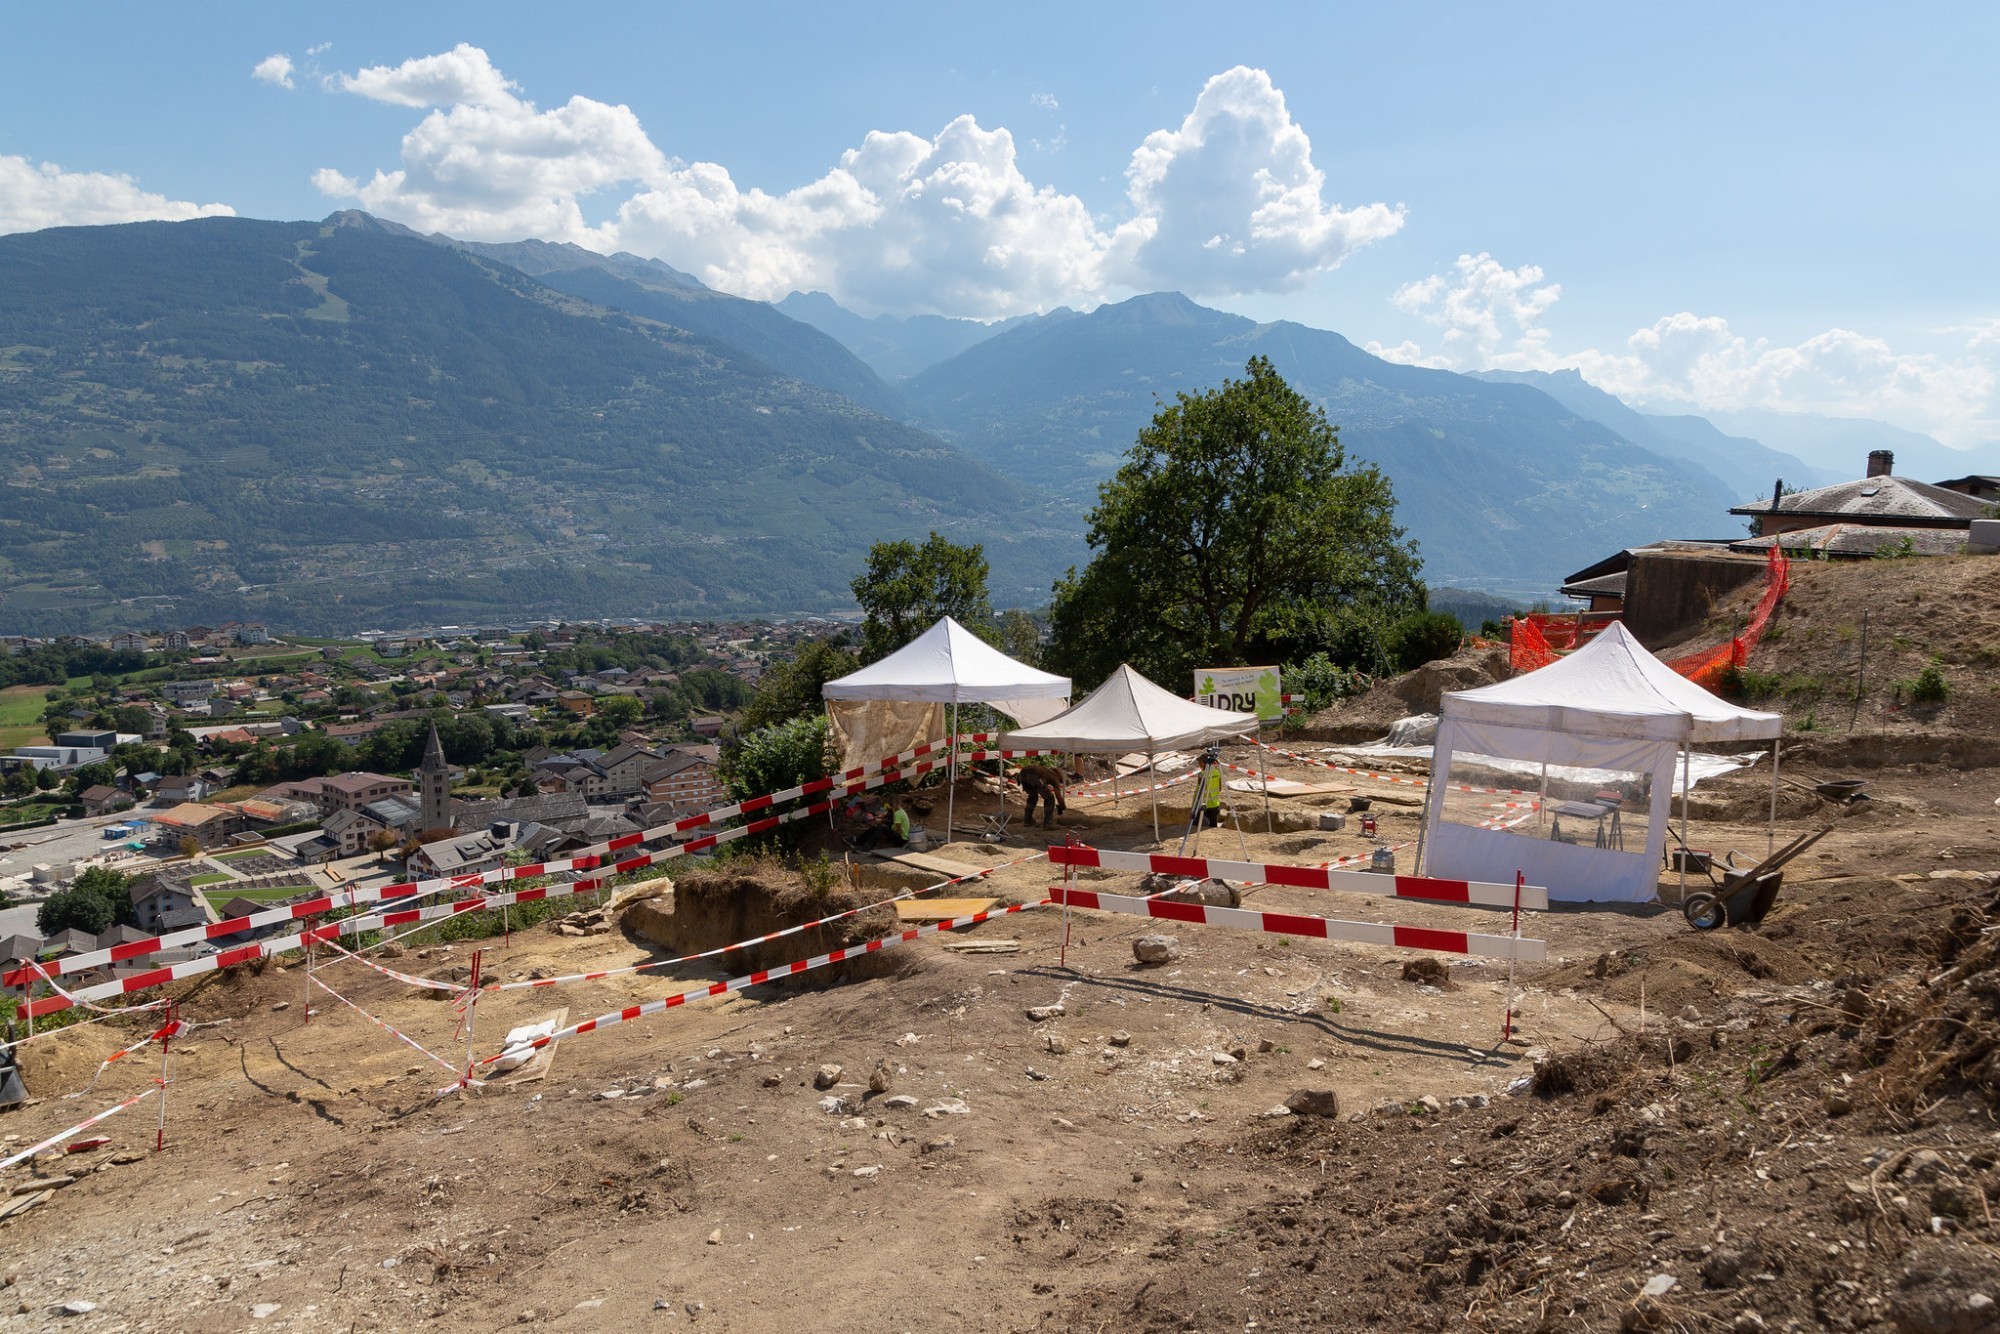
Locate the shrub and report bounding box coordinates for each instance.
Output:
[1909,659,1949,705]
[723,714,830,802]
[1386,610,1465,673]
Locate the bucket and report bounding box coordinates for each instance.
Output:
[1348,796,1372,814]
[1369,845,1395,874]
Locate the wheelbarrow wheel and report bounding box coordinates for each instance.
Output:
[1683,892,1727,931]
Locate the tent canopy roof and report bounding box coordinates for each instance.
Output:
[820,616,1071,704]
[1441,622,1781,743]
[998,664,1257,753]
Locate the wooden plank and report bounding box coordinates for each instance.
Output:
[895,897,997,923]
[871,849,992,880]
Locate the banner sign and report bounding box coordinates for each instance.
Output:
[1194,666,1282,722]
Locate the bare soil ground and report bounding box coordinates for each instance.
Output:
[5,563,1999,1332]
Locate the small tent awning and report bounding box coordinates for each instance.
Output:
[821,616,1070,707]
[998,664,1257,753]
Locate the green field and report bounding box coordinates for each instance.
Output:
[0,685,50,751]
[200,884,315,908]
[213,847,273,862]
[187,872,234,887]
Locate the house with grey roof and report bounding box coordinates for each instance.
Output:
[1728,450,1990,557]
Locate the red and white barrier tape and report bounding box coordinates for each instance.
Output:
[69,1018,182,1097]
[462,899,1047,1083]
[1046,886,1546,962]
[1047,845,1548,911]
[0,1084,160,1172]
[1252,739,1539,800]
[308,972,460,1077]
[310,931,464,994]
[5,735,970,991]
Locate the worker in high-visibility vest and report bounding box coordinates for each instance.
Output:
[1197,749,1223,828]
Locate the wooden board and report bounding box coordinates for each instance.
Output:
[940,938,1020,954]
[1225,778,1354,798]
[871,849,993,880]
[894,897,997,923]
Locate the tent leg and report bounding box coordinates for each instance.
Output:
[946,704,957,843]
[1537,761,1548,834]
[1768,737,1780,859]
[1679,744,1690,900]
[1149,750,1159,844]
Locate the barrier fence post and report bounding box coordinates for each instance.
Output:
[1503,870,1523,1043]
[463,949,483,1090]
[155,1001,175,1152]
[1058,836,1075,969]
[303,917,313,1025]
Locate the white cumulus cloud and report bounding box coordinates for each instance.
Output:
[1107,67,1404,296]
[252,53,295,89]
[310,49,1400,317]
[0,157,234,235]
[1385,252,2000,447]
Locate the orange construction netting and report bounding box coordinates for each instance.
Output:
[1507,546,1791,693]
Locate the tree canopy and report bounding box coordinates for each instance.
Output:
[1045,356,1423,688]
[850,532,992,663]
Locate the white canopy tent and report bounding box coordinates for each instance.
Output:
[1420,622,1782,903]
[999,663,1259,841]
[821,616,1072,835]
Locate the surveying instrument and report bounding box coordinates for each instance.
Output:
[1176,745,1251,858]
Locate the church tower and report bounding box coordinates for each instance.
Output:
[418,721,453,831]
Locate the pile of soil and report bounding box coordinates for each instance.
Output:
[1298,642,1511,742]
[1048,874,2000,1333]
[1663,555,2000,740]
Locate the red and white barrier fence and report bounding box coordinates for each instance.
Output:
[8,748,966,1006]
[461,899,1046,1083]
[1046,845,1548,911]
[1046,886,1545,962]
[0,1084,161,1173]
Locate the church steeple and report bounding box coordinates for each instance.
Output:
[418,722,452,831]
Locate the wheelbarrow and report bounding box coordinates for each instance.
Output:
[1681,824,1832,930]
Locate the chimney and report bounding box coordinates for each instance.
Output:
[1867,449,1894,478]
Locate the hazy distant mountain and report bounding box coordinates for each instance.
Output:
[0,213,1067,633]
[1699,408,1996,485]
[904,292,1741,598]
[453,239,912,418]
[1471,368,1838,498]
[776,291,1039,380]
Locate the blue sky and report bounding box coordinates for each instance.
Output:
[4,3,1995,448]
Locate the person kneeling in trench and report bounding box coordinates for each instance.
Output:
[851,796,910,852]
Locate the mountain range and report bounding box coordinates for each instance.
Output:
[0,210,1989,634]
[0,213,1066,633]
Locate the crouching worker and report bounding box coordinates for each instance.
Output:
[851,796,910,852]
[1019,761,1067,829]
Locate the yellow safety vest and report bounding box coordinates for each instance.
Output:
[1203,766,1222,810]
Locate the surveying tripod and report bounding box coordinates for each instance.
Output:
[1176,746,1251,859]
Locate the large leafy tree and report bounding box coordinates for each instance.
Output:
[744,636,861,732]
[850,532,992,663]
[1046,356,1423,688]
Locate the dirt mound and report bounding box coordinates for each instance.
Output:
[1047,876,2000,1334]
[1297,641,1510,742]
[1663,554,2000,739]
